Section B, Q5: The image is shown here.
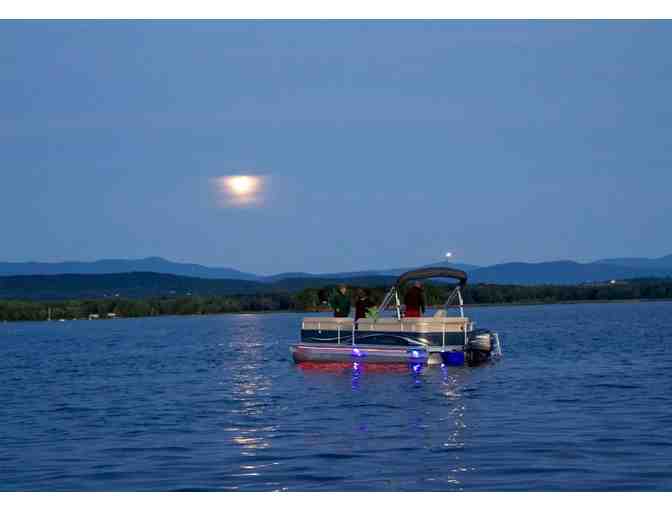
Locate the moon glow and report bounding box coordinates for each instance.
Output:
[214,175,265,207]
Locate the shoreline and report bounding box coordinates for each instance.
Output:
[436,297,672,308]
[3,297,672,324]
[305,297,672,312]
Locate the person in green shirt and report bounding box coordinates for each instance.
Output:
[330,284,351,317]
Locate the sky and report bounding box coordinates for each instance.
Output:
[1,20,671,274]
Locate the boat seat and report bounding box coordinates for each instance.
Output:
[356,316,470,333]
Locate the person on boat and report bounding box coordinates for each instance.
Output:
[404,281,425,317]
[330,284,351,318]
[354,289,375,321]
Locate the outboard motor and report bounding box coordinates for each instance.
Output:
[466,329,495,365]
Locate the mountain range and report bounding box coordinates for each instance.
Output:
[0,272,398,301]
[0,257,259,281]
[593,255,672,270]
[0,257,479,282]
[1,255,672,292]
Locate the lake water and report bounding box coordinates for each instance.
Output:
[1,302,672,491]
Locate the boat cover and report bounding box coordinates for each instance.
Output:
[395,267,468,288]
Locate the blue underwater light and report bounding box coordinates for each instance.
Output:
[406,348,427,363]
[441,351,465,366]
[410,361,423,383]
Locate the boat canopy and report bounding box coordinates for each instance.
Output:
[377,266,469,320]
[395,267,468,289]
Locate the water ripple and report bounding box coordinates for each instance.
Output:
[1,304,672,490]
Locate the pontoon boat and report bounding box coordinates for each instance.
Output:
[291,267,502,366]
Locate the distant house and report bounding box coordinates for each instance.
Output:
[107,313,117,318]
[88,314,100,320]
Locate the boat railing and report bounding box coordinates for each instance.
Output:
[306,316,470,334]
[301,315,474,349]
[302,317,354,345]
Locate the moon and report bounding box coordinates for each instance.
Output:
[213,175,265,207]
[227,175,258,196]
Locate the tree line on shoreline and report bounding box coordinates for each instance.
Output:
[1,278,672,322]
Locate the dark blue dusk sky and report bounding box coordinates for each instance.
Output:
[2,20,671,274]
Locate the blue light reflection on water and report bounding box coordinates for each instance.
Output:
[351,362,362,391]
[1,302,672,490]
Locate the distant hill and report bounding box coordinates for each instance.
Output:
[0,272,268,301]
[271,260,672,286]
[0,256,479,282]
[592,255,672,270]
[269,275,397,292]
[3,264,672,301]
[261,262,480,282]
[0,257,260,281]
[2,255,672,289]
[469,261,671,285]
[0,272,398,301]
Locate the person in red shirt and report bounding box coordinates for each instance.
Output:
[404,281,425,317]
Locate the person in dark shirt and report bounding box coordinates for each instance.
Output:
[330,284,351,317]
[354,289,375,321]
[404,281,425,317]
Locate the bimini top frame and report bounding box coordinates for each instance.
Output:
[376,267,468,320]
